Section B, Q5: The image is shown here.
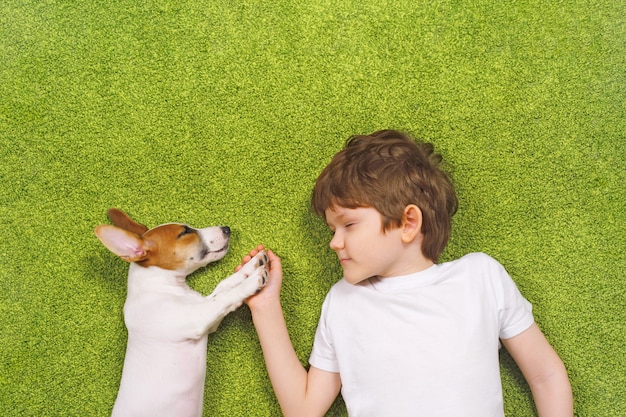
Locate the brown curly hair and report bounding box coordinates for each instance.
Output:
[312,130,458,262]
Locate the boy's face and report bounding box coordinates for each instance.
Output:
[325,205,412,284]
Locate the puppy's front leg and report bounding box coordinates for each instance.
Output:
[202,262,268,335]
[183,253,268,339]
[208,251,268,298]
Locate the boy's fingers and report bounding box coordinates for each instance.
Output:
[267,250,283,275]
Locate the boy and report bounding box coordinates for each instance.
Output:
[241,130,572,416]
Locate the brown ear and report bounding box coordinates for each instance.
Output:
[94,224,150,262]
[106,208,148,235]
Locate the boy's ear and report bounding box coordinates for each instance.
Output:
[401,204,423,243]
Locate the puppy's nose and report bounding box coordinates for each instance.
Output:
[221,226,231,236]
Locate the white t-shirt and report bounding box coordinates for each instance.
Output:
[309,252,534,417]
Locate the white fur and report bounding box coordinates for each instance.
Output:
[96,215,267,417]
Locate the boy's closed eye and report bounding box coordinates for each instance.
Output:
[328,222,356,233]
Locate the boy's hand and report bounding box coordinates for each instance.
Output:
[236,245,283,311]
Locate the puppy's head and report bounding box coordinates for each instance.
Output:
[95,208,230,274]
[136,223,230,271]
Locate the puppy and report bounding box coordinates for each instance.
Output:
[95,208,267,417]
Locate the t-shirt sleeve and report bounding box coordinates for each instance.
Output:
[309,293,340,372]
[487,256,535,339]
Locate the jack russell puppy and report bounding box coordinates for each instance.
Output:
[95,208,268,417]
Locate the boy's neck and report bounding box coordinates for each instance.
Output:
[413,257,435,273]
[380,252,435,279]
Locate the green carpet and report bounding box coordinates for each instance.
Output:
[1,0,624,415]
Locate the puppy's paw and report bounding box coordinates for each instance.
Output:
[256,268,268,292]
[254,251,268,268]
[239,266,268,297]
[240,250,267,276]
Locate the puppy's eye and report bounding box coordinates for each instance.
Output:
[178,226,196,238]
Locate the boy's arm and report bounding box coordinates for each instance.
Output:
[243,248,341,417]
[501,323,573,417]
[251,299,342,417]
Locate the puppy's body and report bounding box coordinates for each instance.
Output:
[95,209,267,417]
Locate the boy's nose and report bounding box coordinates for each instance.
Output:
[329,232,343,251]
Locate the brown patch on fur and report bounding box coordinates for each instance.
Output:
[137,224,204,270]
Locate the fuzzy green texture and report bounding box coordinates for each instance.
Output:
[1,0,624,416]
